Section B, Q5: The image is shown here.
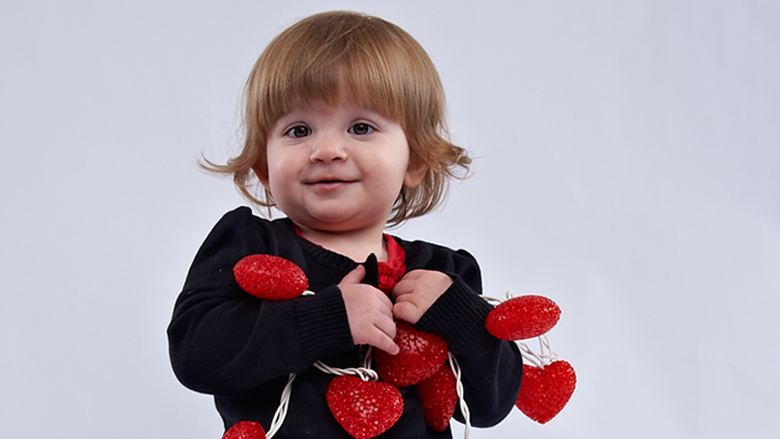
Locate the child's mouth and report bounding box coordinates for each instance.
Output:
[308,179,355,191]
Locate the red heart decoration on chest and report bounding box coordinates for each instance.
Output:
[233,254,308,300]
[326,375,403,439]
[222,420,266,439]
[485,295,561,340]
[417,363,458,432]
[374,321,449,387]
[515,360,576,424]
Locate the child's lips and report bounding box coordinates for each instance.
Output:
[306,178,357,192]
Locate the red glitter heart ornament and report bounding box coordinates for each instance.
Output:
[222,420,266,439]
[233,254,308,300]
[516,360,576,424]
[326,375,403,439]
[417,363,458,432]
[485,295,561,340]
[374,321,449,387]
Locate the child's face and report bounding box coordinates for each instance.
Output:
[260,96,425,234]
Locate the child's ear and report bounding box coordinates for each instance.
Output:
[403,159,428,188]
[252,164,270,188]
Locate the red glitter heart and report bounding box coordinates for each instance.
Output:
[485,295,561,340]
[233,254,308,300]
[516,360,576,424]
[374,321,449,387]
[417,363,458,432]
[222,420,266,439]
[326,375,403,439]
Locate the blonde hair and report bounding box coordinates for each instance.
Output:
[204,10,470,225]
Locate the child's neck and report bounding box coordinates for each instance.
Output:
[296,224,388,263]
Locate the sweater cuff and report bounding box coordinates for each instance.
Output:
[415,277,496,356]
[294,286,355,366]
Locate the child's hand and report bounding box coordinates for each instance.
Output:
[391,270,453,324]
[339,265,400,355]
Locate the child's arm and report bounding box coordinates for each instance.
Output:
[167,208,356,397]
[399,243,524,428]
[417,278,523,427]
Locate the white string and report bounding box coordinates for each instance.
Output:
[515,334,559,368]
[265,286,316,438]
[480,295,503,305]
[481,290,518,304]
[448,352,471,439]
[362,345,373,369]
[540,334,558,359]
[313,360,379,381]
[311,344,378,381]
[266,372,297,438]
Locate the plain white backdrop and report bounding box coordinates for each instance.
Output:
[1,1,778,438]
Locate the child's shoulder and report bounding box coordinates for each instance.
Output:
[392,234,481,274]
[392,234,474,257]
[203,206,296,247]
[213,206,291,231]
[217,205,268,223]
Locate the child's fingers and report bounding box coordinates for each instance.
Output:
[391,270,453,323]
[392,278,423,323]
[371,327,400,355]
[391,275,424,322]
[390,275,414,301]
[374,313,397,340]
[361,309,398,354]
[342,285,398,353]
[377,294,395,318]
[367,291,395,333]
[340,265,366,285]
[393,298,422,324]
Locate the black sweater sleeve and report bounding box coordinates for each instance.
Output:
[167,208,355,397]
[406,242,524,428]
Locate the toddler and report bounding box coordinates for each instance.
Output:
[168,10,523,438]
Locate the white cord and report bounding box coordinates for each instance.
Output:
[313,360,379,382]
[515,334,559,368]
[480,291,517,305]
[266,373,297,438]
[361,345,374,370]
[448,352,471,439]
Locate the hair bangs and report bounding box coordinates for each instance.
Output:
[260,22,409,126]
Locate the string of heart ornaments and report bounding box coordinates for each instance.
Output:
[222,254,577,439]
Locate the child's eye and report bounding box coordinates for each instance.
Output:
[286,125,311,138]
[348,123,374,135]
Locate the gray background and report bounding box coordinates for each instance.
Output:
[1,1,778,438]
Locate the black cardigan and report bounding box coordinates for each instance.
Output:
[167,207,522,438]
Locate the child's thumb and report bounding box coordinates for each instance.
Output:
[340,264,366,285]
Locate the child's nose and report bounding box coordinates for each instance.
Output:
[308,133,347,162]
